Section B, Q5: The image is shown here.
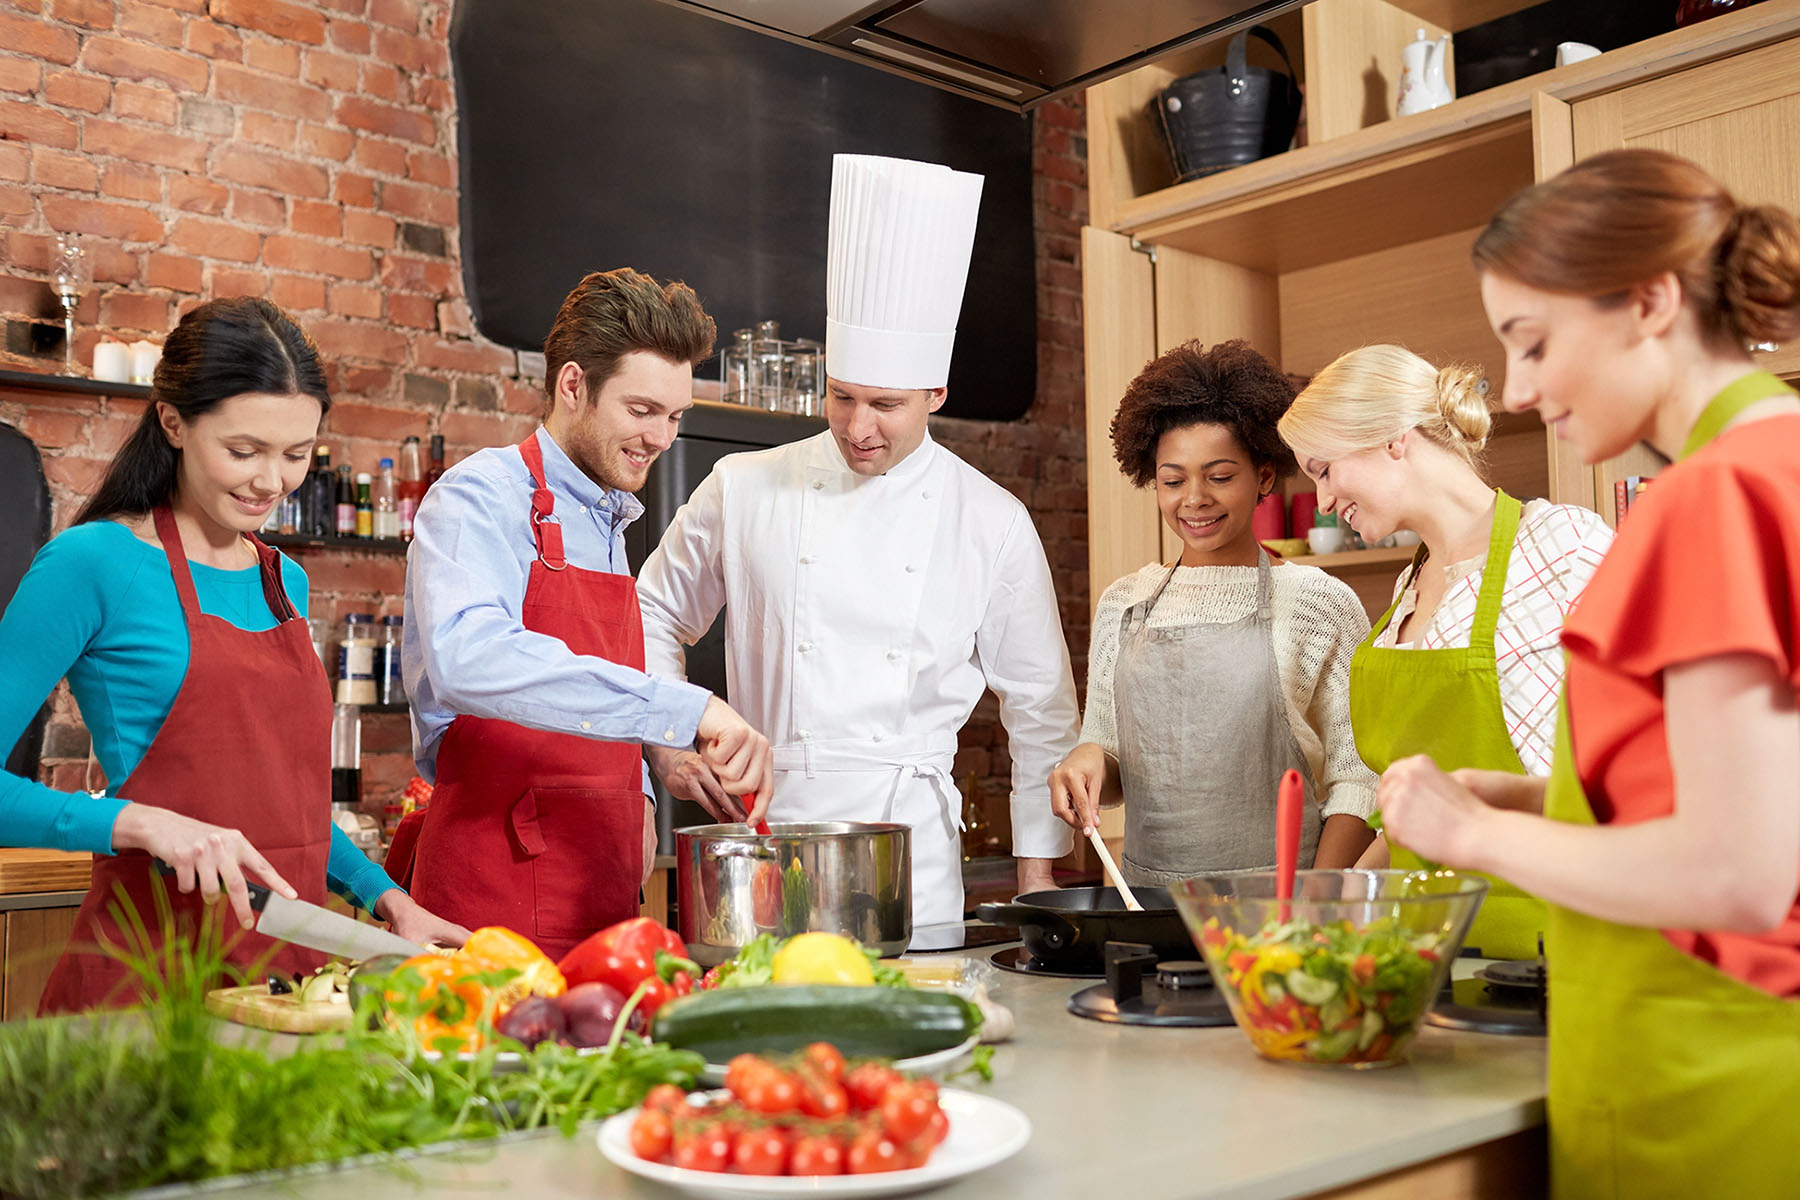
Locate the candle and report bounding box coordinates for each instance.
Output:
[129,340,160,385]
[92,340,129,383]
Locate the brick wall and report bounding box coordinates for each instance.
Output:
[0,1,1087,847]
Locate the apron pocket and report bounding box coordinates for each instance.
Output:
[515,786,641,944]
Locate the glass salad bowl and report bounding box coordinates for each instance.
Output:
[1172,870,1488,1069]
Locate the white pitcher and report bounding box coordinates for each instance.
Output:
[1397,29,1453,117]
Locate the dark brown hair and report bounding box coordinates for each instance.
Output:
[1109,339,1298,488]
[77,297,329,525]
[1474,148,1800,349]
[541,268,716,414]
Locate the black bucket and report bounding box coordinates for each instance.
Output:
[1154,25,1302,184]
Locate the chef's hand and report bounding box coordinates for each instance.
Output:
[373,889,471,948]
[1016,857,1057,895]
[1377,756,1491,869]
[111,802,295,930]
[645,744,745,822]
[1048,742,1111,833]
[1448,767,1547,815]
[696,696,774,822]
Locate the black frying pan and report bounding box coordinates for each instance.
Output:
[975,886,1197,973]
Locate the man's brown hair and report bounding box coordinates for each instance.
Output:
[542,268,717,414]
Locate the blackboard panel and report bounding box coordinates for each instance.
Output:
[450,0,1037,422]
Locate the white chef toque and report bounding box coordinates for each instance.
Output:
[826,154,985,390]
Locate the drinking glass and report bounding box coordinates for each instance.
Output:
[50,233,92,376]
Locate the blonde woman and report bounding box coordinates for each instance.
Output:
[1279,343,1611,959]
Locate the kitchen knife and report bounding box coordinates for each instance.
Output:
[246,882,427,963]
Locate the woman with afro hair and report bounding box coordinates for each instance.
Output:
[1049,340,1378,879]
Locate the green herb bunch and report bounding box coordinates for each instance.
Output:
[0,896,702,1199]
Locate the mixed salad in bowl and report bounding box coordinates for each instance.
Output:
[1174,870,1488,1068]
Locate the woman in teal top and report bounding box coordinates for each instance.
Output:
[0,298,464,978]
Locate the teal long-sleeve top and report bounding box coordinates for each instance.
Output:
[0,520,398,911]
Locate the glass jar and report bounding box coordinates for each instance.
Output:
[336,613,378,705]
[751,319,787,412]
[377,614,406,706]
[721,328,755,405]
[789,339,825,416]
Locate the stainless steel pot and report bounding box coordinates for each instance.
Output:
[675,821,911,966]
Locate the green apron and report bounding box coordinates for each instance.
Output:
[1351,489,1544,959]
[1545,369,1800,1198]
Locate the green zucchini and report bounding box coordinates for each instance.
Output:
[652,985,981,1060]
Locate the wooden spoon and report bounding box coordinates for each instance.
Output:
[1086,828,1143,911]
[1276,768,1304,920]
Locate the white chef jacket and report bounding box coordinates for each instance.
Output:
[636,430,1079,926]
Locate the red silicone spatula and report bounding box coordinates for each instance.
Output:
[1276,768,1303,920]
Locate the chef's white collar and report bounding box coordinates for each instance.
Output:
[815,427,939,481]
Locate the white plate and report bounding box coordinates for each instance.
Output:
[694,1034,982,1086]
[597,1088,1031,1198]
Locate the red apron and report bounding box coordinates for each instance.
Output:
[397,436,645,960]
[39,506,333,1013]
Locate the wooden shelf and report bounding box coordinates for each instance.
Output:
[262,532,408,554]
[1098,4,1800,269]
[0,368,150,401]
[1290,545,1418,570]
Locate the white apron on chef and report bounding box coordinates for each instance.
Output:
[637,429,1080,930]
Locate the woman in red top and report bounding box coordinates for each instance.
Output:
[1379,150,1800,1197]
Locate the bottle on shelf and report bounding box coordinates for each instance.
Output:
[377,614,406,706]
[424,434,446,491]
[397,436,425,541]
[336,613,378,705]
[305,445,334,537]
[330,700,362,811]
[277,491,301,536]
[259,492,283,535]
[372,458,400,540]
[335,465,357,537]
[355,472,373,538]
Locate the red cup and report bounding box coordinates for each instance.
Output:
[1252,492,1285,540]
[1290,491,1318,535]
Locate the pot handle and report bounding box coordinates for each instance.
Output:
[707,841,779,861]
[974,902,1078,951]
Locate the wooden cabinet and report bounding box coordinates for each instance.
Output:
[1084,0,1800,615]
[2,903,80,1019]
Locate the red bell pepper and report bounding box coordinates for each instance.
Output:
[556,917,697,1021]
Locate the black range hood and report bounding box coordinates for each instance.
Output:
[653,0,1307,111]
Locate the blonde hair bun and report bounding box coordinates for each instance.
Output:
[1434,363,1492,450]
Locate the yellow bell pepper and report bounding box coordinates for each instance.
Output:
[454,926,567,1009]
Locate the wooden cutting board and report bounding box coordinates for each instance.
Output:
[204,985,354,1034]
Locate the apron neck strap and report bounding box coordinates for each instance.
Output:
[1679,369,1797,461]
[149,506,295,623]
[518,432,567,570]
[1467,490,1521,650]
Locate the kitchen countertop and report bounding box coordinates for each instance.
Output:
[175,952,1547,1200]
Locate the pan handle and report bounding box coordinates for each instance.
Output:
[974,901,1077,951]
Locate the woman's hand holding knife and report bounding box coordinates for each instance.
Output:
[113,803,295,930]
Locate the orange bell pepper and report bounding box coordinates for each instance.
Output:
[387,953,490,1052]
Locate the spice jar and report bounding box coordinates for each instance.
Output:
[336,613,378,705]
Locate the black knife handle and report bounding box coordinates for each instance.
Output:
[151,859,273,913]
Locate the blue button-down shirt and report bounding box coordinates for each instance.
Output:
[403,427,710,796]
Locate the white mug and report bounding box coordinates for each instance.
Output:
[1307,527,1349,555]
[1556,42,1600,68]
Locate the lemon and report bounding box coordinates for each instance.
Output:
[770,932,875,985]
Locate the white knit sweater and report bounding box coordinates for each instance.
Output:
[1082,560,1378,821]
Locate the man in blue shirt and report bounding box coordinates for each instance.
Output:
[399,269,771,954]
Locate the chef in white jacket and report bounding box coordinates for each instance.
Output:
[636,154,1079,928]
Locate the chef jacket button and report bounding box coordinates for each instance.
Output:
[800,555,815,564]
[904,564,918,574]
[873,732,885,743]
[811,481,824,490]
[798,729,812,740]
[580,720,592,731]
[886,650,902,662]
[798,641,814,653]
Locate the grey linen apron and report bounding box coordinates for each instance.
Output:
[1114,553,1320,886]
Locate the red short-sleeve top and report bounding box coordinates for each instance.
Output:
[1561,414,1800,998]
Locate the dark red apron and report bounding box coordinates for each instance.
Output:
[396,436,645,960]
[39,506,332,1013]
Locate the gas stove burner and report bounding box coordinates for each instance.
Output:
[1425,956,1548,1037]
[1066,942,1235,1027]
[989,945,1102,979]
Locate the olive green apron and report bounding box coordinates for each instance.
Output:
[1545,369,1800,1199]
[1351,490,1544,959]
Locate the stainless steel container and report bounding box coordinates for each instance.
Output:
[675,821,911,965]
